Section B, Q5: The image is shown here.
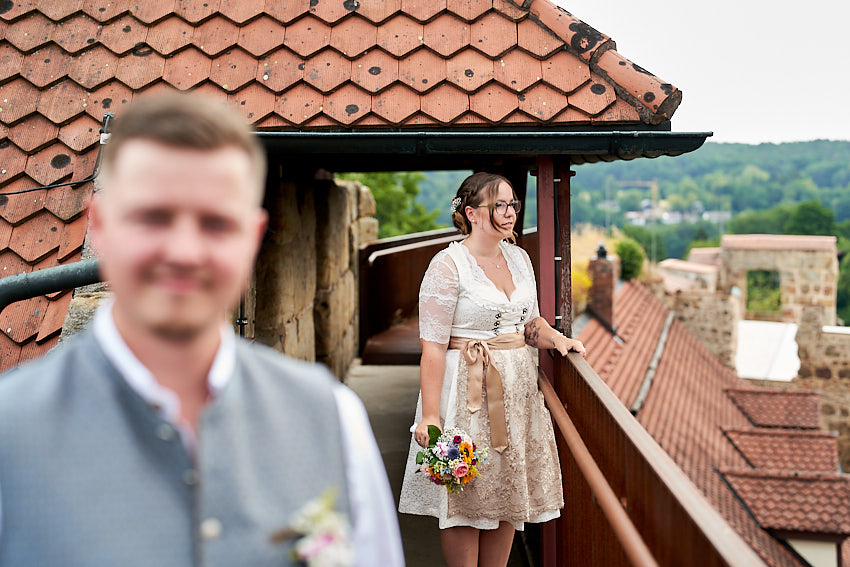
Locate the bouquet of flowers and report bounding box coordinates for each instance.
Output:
[415,425,489,494]
[274,488,353,567]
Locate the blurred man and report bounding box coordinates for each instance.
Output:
[0,93,403,567]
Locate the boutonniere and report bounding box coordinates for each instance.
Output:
[270,488,353,567]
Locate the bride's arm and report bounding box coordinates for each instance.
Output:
[524,316,586,357]
[413,340,448,447]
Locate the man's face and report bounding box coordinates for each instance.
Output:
[90,139,267,342]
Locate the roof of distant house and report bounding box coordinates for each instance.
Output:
[579,281,849,567]
[722,234,836,251]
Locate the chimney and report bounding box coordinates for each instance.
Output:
[587,243,618,333]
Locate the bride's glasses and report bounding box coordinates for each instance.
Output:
[478,200,522,215]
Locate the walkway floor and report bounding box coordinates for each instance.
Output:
[346,361,529,567]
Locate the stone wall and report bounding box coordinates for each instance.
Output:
[671,291,741,368]
[795,305,850,471]
[720,248,837,325]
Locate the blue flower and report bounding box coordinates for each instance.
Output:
[447,447,460,460]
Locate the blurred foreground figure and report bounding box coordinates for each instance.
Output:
[0,93,403,567]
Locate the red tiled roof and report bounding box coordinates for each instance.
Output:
[0,0,682,370]
[726,388,821,430]
[578,280,849,567]
[725,429,839,473]
[722,470,850,536]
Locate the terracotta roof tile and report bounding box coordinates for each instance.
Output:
[20,44,72,87]
[276,82,323,124]
[0,179,45,224]
[68,45,119,88]
[569,76,616,116]
[36,80,89,124]
[128,0,177,24]
[0,332,22,369]
[257,47,303,93]
[67,146,97,183]
[593,98,640,123]
[0,43,23,83]
[376,14,422,57]
[52,13,101,54]
[114,49,165,89]
[723,471,850,535]
[398,47,444,92]
[8,209,64,262]
[542,50,589,94]
[529,1,607,61]
[22,331,58,356]
[188,80,227,101]
[0,250,30,278]
[57,114,101,152]
[516,16,563,58]
[493,0,526,21]
[35,290,72,342]
[4,12,54,53]
[420,82,468,123]
[218,0,264,24]
[162,46,211,89]
[0,0,36,22]
[193,14,239,55]
[174,0,219,24]
[725,429,839,473]
[447,48,493,91]
[237,15,286,57]
[400,0,445,23]
[301,114,337,128]
[727,389,821,430]
[84,80,134,120]
[356,0,402,24]
[471,12,516,57]
[0,139,28,180]
[309,0,357,25]
[24,142,75,185]
[518,82,566,121]
[424,13,469,57]
[82,0,130,22]
[323,83,370,125]
[352,113,390,127]
[43,181,92,222]
[302,48,350,93]
[37,0,84,22]
[99,14,148,55]
[329,15,376,57]
[283,15,331,57]
[351,49,398,93]
[55,204,89,260]
[469,82,515,122]
[0,78,41,123]
[146,16,194,55]
[402,112,439,127]
[0,289,47,343]
[227,82,275,122]
[9,114,57,152]
[135,78,176,98]
[372,83,418,122]
[495,49,541,92]
[263,0,309,25]
[254,112,288,129]
[446,0,491,22]
[0,218,11,248]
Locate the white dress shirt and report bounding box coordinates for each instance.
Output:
[0,304,405,567]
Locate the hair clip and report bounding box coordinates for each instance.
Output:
[449,197,462,213]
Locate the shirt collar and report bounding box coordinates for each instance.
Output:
[92,300,236,422]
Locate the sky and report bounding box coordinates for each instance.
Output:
[556,0,850,145]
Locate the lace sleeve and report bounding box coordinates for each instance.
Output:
[519,246,540,323]
[418,251,459,344]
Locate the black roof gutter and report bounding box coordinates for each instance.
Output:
[257,130,712,168]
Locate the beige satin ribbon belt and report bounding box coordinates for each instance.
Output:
[448,333,526,453]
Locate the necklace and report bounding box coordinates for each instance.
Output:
[479,252,504,270]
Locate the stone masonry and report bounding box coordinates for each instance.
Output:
[671,291,741,368]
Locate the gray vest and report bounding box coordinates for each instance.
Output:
[0,330,349,567]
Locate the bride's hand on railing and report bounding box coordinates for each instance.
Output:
[553,334,586,357]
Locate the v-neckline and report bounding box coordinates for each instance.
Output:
[461,241,518,302]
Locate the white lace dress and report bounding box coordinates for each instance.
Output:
[397,241,563,530]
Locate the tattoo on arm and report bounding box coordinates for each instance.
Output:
[524,318,541,347]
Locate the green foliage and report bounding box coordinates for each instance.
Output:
[622,225,666,261]
[783,200,834,235]
[338,172,443,238]
[837,254,850,324]
[728,204,795,234]
[746,270,781,313]
[615,238,645,280]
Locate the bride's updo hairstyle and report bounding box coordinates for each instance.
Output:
[452,172,516,236]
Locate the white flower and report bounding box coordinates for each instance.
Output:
[289,489,353,567]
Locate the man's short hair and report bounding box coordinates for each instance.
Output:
[101,92,267,200]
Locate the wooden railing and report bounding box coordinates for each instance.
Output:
[541,353,767,566]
